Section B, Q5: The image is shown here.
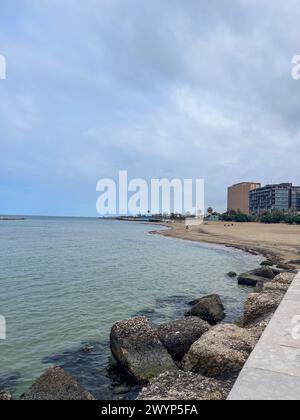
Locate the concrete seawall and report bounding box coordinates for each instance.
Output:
[228,271,300,400]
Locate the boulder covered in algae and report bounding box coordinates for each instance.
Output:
[110,316,177,383]
[156,317,211,362]
[138,371,234,401]
[20,367,95,400]
[183,324,256,378]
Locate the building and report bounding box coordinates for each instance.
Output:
[228,182,261,215]
[249,183,300,215]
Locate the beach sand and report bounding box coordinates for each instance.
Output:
[154,222,300,267]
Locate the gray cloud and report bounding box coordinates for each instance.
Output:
[0,0,300,214]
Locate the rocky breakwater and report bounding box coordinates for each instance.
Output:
[137,270,296,400]
[237,263,296,288]
[110,304,237,400]
[243,272,295,329]
[11,266,295,400]
[110,292,254,400]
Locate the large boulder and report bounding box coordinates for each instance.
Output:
[243,289,285,327]
[186,294,225,325]
[20,367,95,400]
[238,272,267,287]
[156,318,211,362]
[238,267,276,287]
[287,259,300,266]
[252,267,276,279]
[137,371,234,401]
[246,314,273,341]
[272,272,295,285]
[276,263,294,271]
[183,324,256,378]
[110,317,177,383]
[263,282,290,293]
[243,272,295,328]
[0,391,12,400]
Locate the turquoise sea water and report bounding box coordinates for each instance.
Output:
[0,217,261,399]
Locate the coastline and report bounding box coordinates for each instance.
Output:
[2,219,299,400]
[150,221,300,268]
[1,218,259,400]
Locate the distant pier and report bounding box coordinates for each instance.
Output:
[0,216,25,221]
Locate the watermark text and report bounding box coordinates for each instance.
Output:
[0,54,6,80]
[291,55,300,80]
[96,171,204,220]
[0,316,6,340]
[292,315,300,340]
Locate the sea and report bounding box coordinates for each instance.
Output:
[0,217,261,399]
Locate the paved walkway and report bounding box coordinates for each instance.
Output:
[228,271,300,400]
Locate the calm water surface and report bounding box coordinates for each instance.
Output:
[0,217,261,399]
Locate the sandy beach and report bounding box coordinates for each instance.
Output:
[155,222,300,267]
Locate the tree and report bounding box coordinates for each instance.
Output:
[220,210,251,223]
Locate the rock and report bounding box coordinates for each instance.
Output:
[227,272,237,278]
[0,391,12,400]
[242,271,294,329]
[272,272,295,285]
[137,371,234,401]
[110,317,177,383]
[252,267,276,279]
[188,298,201,306]
[238,272,268,287]
[238,267,276,287]
[263,282,290,293]
[276,263,294,271]
[243,289,285,327]
[246,314,273,341]
[287,259,300,266]
[260,260,274,267]
[183,324,256,378]
[271,268,283,276]
[253,280,265,293]
[185,294,225,325]
[156,318,211,362]
[82,345,94,353]
[20,367,95,400]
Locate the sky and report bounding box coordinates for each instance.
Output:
[1,0,300,216]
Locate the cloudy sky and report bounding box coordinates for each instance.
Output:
[1,0,300,216]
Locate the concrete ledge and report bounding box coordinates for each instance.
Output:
[228,271,300,400]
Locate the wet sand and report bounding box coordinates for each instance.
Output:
[154,222,300,267]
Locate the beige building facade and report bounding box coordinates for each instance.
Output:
[228,182,261,215]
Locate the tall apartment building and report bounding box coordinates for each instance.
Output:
[249,183,300,215]
[228,182,261,215]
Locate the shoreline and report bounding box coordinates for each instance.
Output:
[2,220,298,400]
[2,221,263,400]
[150,221,300,268]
